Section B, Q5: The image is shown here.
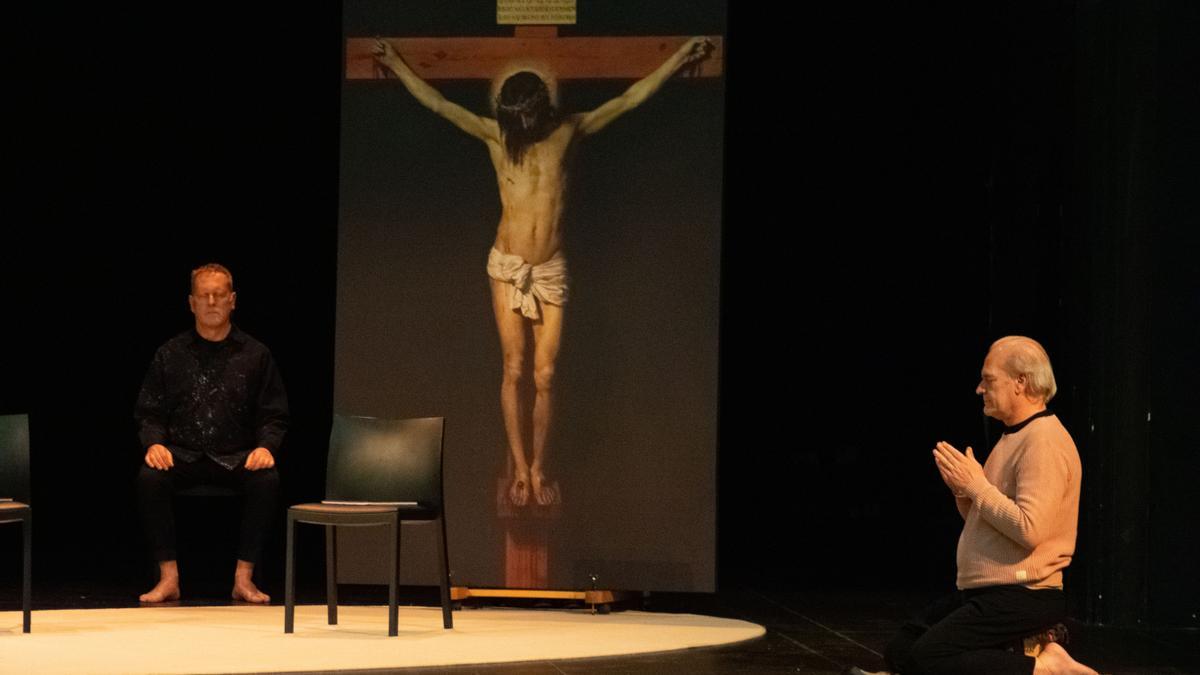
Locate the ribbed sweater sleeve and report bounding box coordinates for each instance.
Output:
[961,438,1073,549]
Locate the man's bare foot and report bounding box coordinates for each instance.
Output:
[232,578,270,604]
[509,468,531,506]
[139,578,180,603]
[529,468,560,506]
[140,560,181,603]
[1035,642,1099,675]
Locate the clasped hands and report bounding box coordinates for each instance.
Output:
[933,441,984,497]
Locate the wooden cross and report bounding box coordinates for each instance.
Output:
[345,26,724,80]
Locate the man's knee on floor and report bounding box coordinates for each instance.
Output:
[904,635,958,675]
[883,641,911,674]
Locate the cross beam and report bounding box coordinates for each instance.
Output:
[346,29,724,80]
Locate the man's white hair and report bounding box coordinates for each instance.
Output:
[990,336,1057,403]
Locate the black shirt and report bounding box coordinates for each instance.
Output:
[135,326,289,470]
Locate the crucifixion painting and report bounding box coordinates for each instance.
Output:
[347,28,723,524]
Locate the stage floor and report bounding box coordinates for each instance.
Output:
[2,587,1197,674]
[0,604,762,674]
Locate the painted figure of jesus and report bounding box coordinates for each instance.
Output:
[373,36,713,506]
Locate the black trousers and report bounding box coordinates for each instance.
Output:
[136,456,280,563]
[884,585,1066,675]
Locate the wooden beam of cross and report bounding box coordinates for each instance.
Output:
[345,27,724,80]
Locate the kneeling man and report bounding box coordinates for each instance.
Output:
[849,336,1097,675]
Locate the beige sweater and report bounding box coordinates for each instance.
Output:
[956,414,1082,590]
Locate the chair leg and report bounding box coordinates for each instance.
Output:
[388,517,399,636]
[284,512,295,634]
[325,525,338,625]
[23,511,32,634]
[436,514,453,629]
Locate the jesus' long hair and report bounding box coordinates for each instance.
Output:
[495,72,558,166]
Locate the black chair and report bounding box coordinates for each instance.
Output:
[0,414,32,633]
[285,415,452,636]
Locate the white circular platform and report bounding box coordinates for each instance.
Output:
[0,604,764,674]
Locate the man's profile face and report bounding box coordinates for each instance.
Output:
[189,271,236,332]
[976,349,1020,422]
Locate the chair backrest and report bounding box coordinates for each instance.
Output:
[0,414,31,504]
[325,415,445,510]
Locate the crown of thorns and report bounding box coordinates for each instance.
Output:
[496,88,550,114]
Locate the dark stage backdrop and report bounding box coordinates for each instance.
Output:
[0,0,1194,630]
[333,2,726,591]
[719,0,1200,630]
[0,3,343,596]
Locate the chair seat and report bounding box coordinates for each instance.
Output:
[290,502,438,522]
[291,503,402,514]
[0,501,30,523]
[0,502,30,525]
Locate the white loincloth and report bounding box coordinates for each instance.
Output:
[486,247,569,320]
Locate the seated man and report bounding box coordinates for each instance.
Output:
[134,263,288,603]
[846,336,1097,675]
